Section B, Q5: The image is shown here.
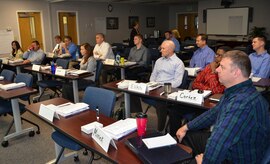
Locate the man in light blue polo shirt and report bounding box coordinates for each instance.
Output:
[164,31,180,53]
[189,34,215,69]
[249,35,270,78]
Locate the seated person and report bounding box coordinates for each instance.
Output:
[59,35,77,59]
[189,34,215,69]
[62,43,96,102]
[144,40,185,131]
[164,30,180,53]
[23,40,45,64]
[177,50,270,163]
[10,41,23,59]
[192,46,231,94]
[249,35,270,78]
[126,34,149,80]
[52,35,63,55]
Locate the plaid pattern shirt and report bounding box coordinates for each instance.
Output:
[187,80,270,163]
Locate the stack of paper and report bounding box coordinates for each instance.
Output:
[55,102,89,117]
[185,67,201,76]
[0,76,4,80]
[102,118,137,140]
[8,59,23,64]
[146,82,163,91]
[0,82,26,90]
[81,121,103,134]
[68,69,88,76]
[117,80,136,89]
[124,61,137,66]
[142,133,177,149]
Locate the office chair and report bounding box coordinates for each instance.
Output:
[0,69,15,82]
[51,86,116,163]
[0,73,40,147]
[36,58,69,102]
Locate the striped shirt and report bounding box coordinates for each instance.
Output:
[187,79,270,163]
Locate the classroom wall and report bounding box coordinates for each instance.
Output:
[49,2,169,46]
[0,0,52,52]
[198,0,270,40]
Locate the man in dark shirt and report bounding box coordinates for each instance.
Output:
[177,50,270,163]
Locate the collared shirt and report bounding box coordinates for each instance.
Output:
[192,64,225,94]
[80,56,96,81]
[187,80,270,163]
[23,49,45,64]
[150,53,184,88]
[93,41,114,60]
[171,37,180,53]
[62,42,77,59]
[189,45,215,69]
[249,51,270,78]
[128,45,148,66]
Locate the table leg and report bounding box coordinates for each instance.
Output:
[121,68,125,80]
[3,98,34,141]
[124,93,130,118]
[16,66,21,74]
[72,80,79,103]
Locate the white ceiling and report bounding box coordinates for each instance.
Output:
[47,0,198,5]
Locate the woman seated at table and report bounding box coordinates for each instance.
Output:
[10,41,23,59]
[62,43,96,102]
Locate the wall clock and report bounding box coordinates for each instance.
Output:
[108,4,113,12]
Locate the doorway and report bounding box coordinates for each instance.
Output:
[17,12,44,51]
[177,13,198,41]
[58,12,78,45]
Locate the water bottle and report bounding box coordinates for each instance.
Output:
[115,52,120,65]
[76,49,79,60]
[51,61,55,74]
[96,106,100,121]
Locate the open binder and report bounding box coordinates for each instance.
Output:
[125,132,192,164]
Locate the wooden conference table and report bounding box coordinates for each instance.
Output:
[25,98,192,164]
[23,66,93,103]
[0,80,38,146]
[102,80,217,118]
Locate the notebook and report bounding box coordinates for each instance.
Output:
[125,132,192,164]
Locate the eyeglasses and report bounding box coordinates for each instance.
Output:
[215,53,222,57]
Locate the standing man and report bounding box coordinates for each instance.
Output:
[60,36,77,60]
[129,21,140,48]
[145,40,185,132]
[189,34,215,69]
[164,31,180,53]
[249,35,270,78]
[177,50,270,163]
[23,40,45,64]
[127,34,149,79]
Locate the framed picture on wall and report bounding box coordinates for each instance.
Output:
[146,17,155,28]
[129,16,139,29]
[106,17,119,30]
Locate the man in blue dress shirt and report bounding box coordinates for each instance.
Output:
[61,36,77,60]
[249,35,270,78]
[189,34,215,69]
[164,31,180,53]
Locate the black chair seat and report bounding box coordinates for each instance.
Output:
[37,80,63,88]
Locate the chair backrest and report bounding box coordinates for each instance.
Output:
[56,58,69,69]
[82,86,116,117]
[0,69,15,82]
[15,73,33,102]
[178,70,189,89]
[95,60,103,84]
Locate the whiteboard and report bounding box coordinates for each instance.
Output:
[206,8,249,35]
[0,30,14,54]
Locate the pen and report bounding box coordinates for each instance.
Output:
[160,91,164,96]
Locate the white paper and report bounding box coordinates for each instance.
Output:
[142,133,177,149]
[185,67,201,76]
[81,121,103,134]
[55,102,89,117]
[251,77,261,82]
[117,80,137,89]
[0,82,26,90]
[0,76,4,80]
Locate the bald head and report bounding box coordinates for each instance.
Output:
[160,40,175,57]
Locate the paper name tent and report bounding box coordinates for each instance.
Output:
[102,118,137,140]
[54,102,89,117]
[0,82,26,90]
